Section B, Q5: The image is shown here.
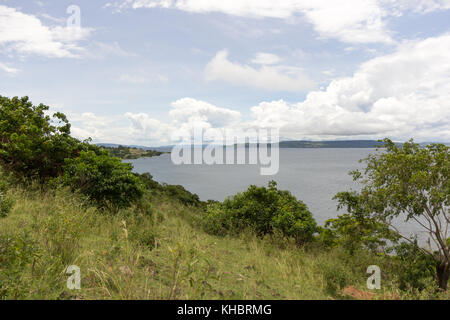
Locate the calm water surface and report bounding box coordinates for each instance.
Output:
[127,148,424,238]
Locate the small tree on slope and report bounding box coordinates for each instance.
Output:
[335,139,449,290]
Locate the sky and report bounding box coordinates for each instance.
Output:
[0,0,450,145]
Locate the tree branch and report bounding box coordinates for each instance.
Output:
[387,222,435,260]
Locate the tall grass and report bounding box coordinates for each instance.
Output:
[0,185,448,300]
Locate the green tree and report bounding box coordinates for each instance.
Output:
[202,181,318,244]
[0,96,144,211]
[61,150,145,211]
[335,139,450,290]
[322,191,398,254]
[391,241,436,291]
[0,96,83,182]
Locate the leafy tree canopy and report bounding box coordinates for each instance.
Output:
[0,96,145,210]
[0,96,88,181]
[334,138,450,290]
[202,181,318,244]
[60,150,145,211]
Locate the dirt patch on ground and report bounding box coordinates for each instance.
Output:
[341,286,400,300]
[342,286,375,300]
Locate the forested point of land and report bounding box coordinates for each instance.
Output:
[103,145,167,160]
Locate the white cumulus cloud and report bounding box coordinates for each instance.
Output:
[205,50,315,92]
[0,5,91,58]
[0,62,19,74]
[65,33,450,144]
[249,33,450,141]
[108,0,387,44]
[109,0,450,44]
[251,53,282,65]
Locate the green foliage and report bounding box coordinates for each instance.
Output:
[200,201,234,236]
[335,138,450,290]
[322,191,399,254]
[0,232,40,298]
[0,96,86,182]
[320,260,352,295]
[137,173,202,207]
[351,139,449,222]
[43,210,85,265]
[130,228,156,250]
[390,242,436,291]
[0,181,449,299]
[0,179,14,218]
[60,150,145,210]
[0,96,145,212]
[105,145,165,159]
[201,181,318,244]
[137,172,162,191]
[162,184,201,207]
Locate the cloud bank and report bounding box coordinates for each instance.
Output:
[0,5,91,58]
[108,0,450,44]
[67,33,450,145]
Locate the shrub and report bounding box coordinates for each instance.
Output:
[0,232,39,298]
[162,184,201,207]
[390,242,436,291]
[201,181,318,244]
[200,201,234,236]
[320,261,352,296]
[137,172,163,191]
[0,179,13,218]
[60,150,145,210]
[0,96,87,182]
[321,211,398,254]
[130,228,156,250]
[137,173,202,207]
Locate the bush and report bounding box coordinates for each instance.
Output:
[321,213,397,254]
[201,181,318,244]
[0,96,87,182]
[320,261,352,296]
[0,232,39,298]
[162,184,201,207]
[390,242,436,291]
[320,191,400,254]
[200,201,234,236]
[130,228,156,250]
[0,179,13,218]
[137,173,201,207]
[137,172,162,191]
[60,150,145,210]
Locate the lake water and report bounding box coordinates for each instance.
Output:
[126,148,425,239]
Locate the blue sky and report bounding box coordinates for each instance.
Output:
[1,0,450,145]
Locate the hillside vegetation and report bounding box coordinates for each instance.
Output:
[0,96,449,300]
[2,179,449,299]
[104,145,166,160]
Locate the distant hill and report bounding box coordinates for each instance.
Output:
[97,144,168,159]
[98,140,449,151]
[97,143,172,152]
[277,140,386,148]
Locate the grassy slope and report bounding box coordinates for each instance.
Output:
[1,186,447,300]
